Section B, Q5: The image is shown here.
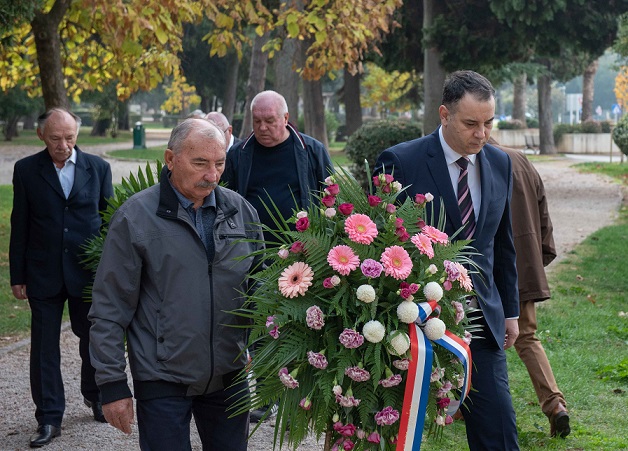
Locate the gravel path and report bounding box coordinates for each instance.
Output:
[0,144,624,450]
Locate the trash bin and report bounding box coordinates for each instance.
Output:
[133,121,146,149]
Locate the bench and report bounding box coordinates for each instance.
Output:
[524,134,540,154]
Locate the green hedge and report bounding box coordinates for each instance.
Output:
[612,115,628,157]
[345,119,422,191]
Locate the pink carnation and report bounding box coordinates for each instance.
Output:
[411,233,435,259]
[307,351,329,369]
[374,406,400,426]
[305,305,325,330]
[421,225,449,244]
[327,245,360,275]
[360,259,383,278]
[367,432,381,444]
[344,214,378,245]
[339,328,365,349]
[290,241,304,253]
[380,246,413,280]
[379,374,402,387]
[269,326,280,339]
[392,359,410,370]
[333,422,357,437]
[278,367,299,389]
[345,366,371,382]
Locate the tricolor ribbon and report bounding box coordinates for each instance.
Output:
[396,304,473,451]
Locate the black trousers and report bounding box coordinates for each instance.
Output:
[29,289,99,427]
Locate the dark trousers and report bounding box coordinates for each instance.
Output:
[461,316,519,451]
[136,380,250,451]
[29,290,99,427]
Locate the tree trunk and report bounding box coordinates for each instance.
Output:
[343,67,362,138]
[239,32,270,139]
[581,58,599,122]
[117,99,129,131]
[274,36,300,123]
[512,73,527,126]
[422,0,447,135]
[30,0,71,110]
[3,117,19,141]
[223,51,239,122]
[537,70,556,155]
[302,77,328,148]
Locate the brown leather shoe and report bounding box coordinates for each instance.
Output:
[550,404,570,438]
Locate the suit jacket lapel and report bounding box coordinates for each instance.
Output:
[425,138,461,230]
[38,151,65,199]
[475,148,492,235]
[69,147,91,199]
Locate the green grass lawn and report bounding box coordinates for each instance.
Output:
[0,154,626,449]
[6,128,135,147]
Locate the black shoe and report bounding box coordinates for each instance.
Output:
[84,398,107,423]
[29,424,60,448]
[250,403,278,423]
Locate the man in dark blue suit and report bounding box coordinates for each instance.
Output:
[375,71,520,450]
[9,108,114,448]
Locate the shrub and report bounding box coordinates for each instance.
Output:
[553,123,576,146]
[526,117,539,128]
[600,120,612,133]
[578,119,602,134]
[345,119,422,190]
[612,114,628,157]
[497,119,526,130]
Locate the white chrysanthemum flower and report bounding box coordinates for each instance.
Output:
[397,301,419,324]
[424,281,444,302]
[387,330,410,355]
[424,317,446,341]
[356,284,377,303]
[363,320,385,343]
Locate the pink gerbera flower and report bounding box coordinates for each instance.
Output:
[278,262,314,298]
[380,246,413,280]
[421,225,449,245]
[411,233,434,259]
[453,262,473,291]
[327,245,360,275]
[344,214,378,245]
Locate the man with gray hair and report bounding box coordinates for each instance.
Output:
[206,111,241,151]
[89,118,265,450]
[10,108,113,447]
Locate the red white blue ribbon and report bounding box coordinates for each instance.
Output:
[397,323,432,451]
[397,307,473,450]
[434,331,472,415]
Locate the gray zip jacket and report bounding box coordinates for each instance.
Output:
[89,168,264,404]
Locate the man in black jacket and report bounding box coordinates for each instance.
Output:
[9,108,113,447]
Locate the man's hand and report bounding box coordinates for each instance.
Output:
[504,318,519,350]
[103,398,135,434]
[11,285,27,300]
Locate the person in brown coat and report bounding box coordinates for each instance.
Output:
[489,137,570,438]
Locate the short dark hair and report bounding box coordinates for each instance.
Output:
[442,70,495,111]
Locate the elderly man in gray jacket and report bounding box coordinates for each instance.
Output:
[89,119,264,451]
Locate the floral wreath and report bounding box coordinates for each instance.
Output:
[233,167,482,451]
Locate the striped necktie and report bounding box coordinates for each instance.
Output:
[456,157,476,239]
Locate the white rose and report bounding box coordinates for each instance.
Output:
[397,301,419,324]
[362,320,385,343]
[387,330,410,356]
[356,284,376,303]
[330,275,341,286]
[424,317,446,341]
[425,192,434,202]
[427,264,438,275]
[424,281,444,302]
[296,211,308,219]
[391,181,402,192]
